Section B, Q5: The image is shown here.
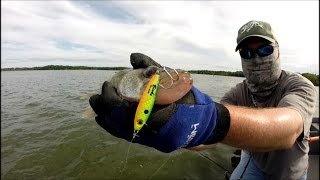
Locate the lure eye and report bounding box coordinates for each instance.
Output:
[138,119,143,125]
[144,110,149,114]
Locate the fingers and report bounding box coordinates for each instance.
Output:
[147,103,177,132]
[95,115,133,142]
[130,53,162,69]
[143,91,195,132]
[89,94,105,115]
[100,81,124,106]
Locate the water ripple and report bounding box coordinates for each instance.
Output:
[1,70,318,179]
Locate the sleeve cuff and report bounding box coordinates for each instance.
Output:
[204,103,230,144]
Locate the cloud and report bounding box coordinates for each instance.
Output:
[1,1,319,74]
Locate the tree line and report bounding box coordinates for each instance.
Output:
[189,70,244,77]
[2,65,319,86]
[189,70,319,86]
[1,65,130,71]
[300,73,319,86]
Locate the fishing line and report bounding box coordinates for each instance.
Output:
[148,153,173,180]
[196,151,232,174]
[119,135,136,176]
[149,151,232,179]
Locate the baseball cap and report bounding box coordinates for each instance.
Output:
[235,20,277,51]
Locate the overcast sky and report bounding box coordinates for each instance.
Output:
[1,1,319,74]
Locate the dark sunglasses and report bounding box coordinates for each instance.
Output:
[239,44,277,59]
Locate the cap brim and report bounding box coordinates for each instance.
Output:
[235,35,276,51]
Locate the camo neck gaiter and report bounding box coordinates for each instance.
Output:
[241,45,282,97]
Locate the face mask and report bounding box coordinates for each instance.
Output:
[241,45,282,97]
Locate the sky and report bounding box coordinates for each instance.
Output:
[1,1,319,74]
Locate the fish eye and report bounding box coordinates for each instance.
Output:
[144,110,149,114]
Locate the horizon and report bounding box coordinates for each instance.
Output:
[2,64,318,75]
[1,1,319,74]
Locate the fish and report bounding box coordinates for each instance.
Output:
[133,73,160,133]
[110,67,193,105]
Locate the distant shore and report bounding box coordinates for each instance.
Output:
[1,65,319,86]
[1,65,130,71]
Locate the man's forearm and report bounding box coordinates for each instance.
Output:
[221,105,303,152]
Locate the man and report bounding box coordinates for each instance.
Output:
[221,20,317,180]
[89,20,316,180]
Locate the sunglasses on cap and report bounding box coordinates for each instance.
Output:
[239,44,278,59]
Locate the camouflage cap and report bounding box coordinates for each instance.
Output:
[235,20,277,51]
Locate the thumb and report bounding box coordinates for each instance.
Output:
[100,81,131,108]
[130,53,162,69]
[89,94,105,115]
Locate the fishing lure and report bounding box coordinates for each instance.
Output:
[121,73,160,176]
[133,72,160,136]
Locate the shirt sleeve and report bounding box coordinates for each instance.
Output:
[277,73,317,138]
[220,82,244,105]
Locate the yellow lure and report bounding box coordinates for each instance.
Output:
[133,73,160,133]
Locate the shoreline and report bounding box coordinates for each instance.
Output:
[1,65,319,86]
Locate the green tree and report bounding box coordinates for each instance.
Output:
[301,73,319,86]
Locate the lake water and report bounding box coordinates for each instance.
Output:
[1,70,319,180]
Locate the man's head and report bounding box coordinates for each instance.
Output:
[235,20,277,51]
[236,20,282,97]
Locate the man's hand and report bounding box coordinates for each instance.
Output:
[89,53,230,153]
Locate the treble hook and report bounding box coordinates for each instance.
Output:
[162,66,179,81]
[159,66,180,89]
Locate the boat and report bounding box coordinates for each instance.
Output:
[308,117,319,180]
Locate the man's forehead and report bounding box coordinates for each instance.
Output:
[240,37,271,46]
